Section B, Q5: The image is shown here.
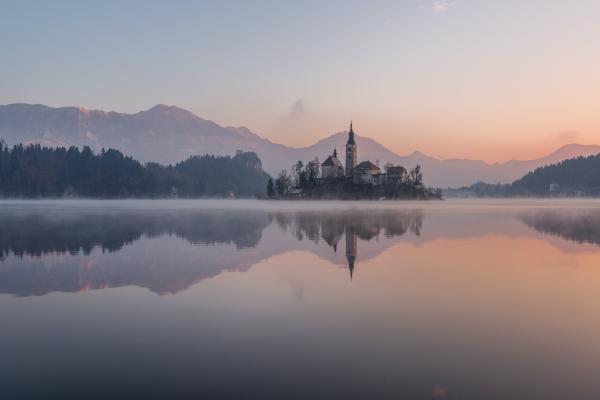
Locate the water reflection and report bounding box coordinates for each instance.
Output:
[0,209,269,258]
[0,208,424,295]
[3,201,600,399]
[2,204,600,297]
[520,209,600,246]
[272,210,423,278]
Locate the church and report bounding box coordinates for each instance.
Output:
[320,122,407,185]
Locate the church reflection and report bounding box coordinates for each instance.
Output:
[0,208,423,296]
[346,227,357,279]
[272,210,423,279]
[4,205,600,297]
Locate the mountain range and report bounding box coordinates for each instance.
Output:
[1,103,599,187]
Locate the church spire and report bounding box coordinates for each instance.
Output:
[347,121,355,145]
[345,121,357,177]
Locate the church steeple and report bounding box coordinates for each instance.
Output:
[345,121,357,177]
[347,121,355,145]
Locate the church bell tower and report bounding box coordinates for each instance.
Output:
[345,122,357,178]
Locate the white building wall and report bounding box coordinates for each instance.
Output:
[353,170,380,185]
[322,166,343,179]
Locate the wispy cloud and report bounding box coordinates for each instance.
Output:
[270,98,324,146]
[556,130,581,142]
[433,0,456,13]
[288,99,306,118]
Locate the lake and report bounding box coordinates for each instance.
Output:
[2,199,600,399]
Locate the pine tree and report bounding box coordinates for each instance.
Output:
[0,143,269,198]
[267,178,275,197]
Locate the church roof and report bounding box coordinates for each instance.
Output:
[322,154,343,167]
[356,160,380,171]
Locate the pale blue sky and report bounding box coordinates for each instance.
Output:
[2,0,600,161]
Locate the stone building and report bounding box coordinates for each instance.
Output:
[386,166,408,184]
[321,149,344,179]
[353,161,382,185]
[317,122,408,187]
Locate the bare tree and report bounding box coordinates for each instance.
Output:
[276,170,292,196]
[408,165,423,187]
[305,157,321,183]
[291,160,304,187]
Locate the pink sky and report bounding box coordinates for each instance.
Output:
[3,1,600,162]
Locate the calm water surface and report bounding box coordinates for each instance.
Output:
[2,199,600,399]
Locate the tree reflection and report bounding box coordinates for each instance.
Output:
[0,208,424,296]
[271,210,423,278]
[520,209,600,246]
[0,210,269,260]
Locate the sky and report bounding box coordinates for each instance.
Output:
[2,0,600,162]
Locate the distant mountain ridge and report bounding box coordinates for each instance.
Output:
[2,103,599,187]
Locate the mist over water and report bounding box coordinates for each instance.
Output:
[2,199,600,399]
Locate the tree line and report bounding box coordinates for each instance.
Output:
[0,140,269,198]
[267,158,322,197]
[451,153,600,197]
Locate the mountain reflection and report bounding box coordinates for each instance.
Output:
[5,205,600,297]
[0,208,423,296]
[520,209,600,247]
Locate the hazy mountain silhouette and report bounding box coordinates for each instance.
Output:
[2,103,600,187]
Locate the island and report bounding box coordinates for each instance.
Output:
[267,123,442,200]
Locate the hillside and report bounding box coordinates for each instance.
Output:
[450,153,600,197]
[0,142,269,198]
[2,103,600,187]
[511,154,600,196]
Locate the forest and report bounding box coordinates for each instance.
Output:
[449,153,600,197]
[0,140,269,198]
